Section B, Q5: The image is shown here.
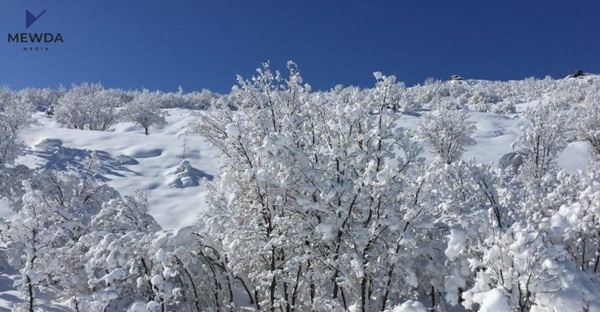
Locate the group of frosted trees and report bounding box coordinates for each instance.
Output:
[185,63,600,311]
[2,83,218,135]
[54,84,221,135]
[2,64,600,311]
[54,83,168,135]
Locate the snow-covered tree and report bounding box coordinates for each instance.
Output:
[574,93,600,162]
[0,91,30,169]
[92,191,160,234]
[192,61,315,311]
[368,71,406,112]
[418,106,477,164]
[191,63,439,311]
[122,89,168,135]
[55,83,123,131]
[2,161,159,310]
[462,222,568,311]
[0,89,33,205]
[16,87,62,112]
[512,101,570,184]
[548,169,600,275]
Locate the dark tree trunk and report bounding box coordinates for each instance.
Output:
[27,274,34,312]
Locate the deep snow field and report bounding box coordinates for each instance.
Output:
[0,95,593,311]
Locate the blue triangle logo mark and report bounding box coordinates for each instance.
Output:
[26,9,46,29]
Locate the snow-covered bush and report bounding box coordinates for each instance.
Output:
[548,169,600,275]
[1,153,237,311]
[167,160,209,188]
[92,191,160,233]
[367,71,422,113]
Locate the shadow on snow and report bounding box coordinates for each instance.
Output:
[31,138,141,181]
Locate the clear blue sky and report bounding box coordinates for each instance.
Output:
[1,1,599,93]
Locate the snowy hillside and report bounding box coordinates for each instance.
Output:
[4,109,220,230]
[1,68,600,311]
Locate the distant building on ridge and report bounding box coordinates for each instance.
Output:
[566,69,586,78]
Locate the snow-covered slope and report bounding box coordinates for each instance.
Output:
[7,109,220,230]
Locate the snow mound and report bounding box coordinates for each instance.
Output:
[167,160,214,188]
[128,301,147,312]
[557,141,590,172]
[115,154,139,165]
[498,150,526,170]
[35,138,63,149]
[128,148,163,158]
